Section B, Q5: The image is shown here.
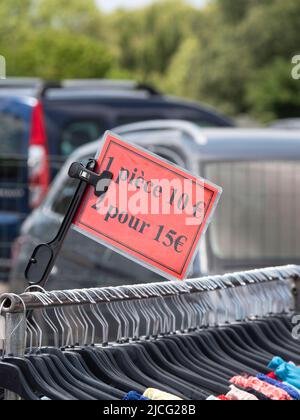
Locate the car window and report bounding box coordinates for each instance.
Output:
[117,115,222,128]
[116,115,162,126]
[0,112,26,154]
[51,154,94,216]
[205,161,300,261]
[51,177,77,216]
[119,129,188,167]
[52,129,187,217]
[60,120,103,157]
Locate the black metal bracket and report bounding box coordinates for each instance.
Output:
[25,159,113,288]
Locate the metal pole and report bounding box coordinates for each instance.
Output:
[4,312,26,400]
[0,265,299,314]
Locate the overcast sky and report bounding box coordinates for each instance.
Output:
[96,0,209,13]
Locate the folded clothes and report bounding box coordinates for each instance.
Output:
[226,385,258,401]
[217,395,228,401]
[283,382,300,398]
[123,391,150,400]
[257,374,300,401]
[267,372,279,381]
[231,376,292,400]
[242,387,271,401]
[268,357,300,390]
[143,388,183,400]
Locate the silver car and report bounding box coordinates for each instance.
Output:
[9,121,300,292]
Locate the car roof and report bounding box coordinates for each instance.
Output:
[0,78,233,125]
[42,121,300,212]
[269,118,300,129]
[69,121,300,162]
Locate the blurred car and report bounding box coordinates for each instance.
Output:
[10,121,300,293]
[269,119,300,129]
[0,78,233,282]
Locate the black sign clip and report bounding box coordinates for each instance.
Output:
[25,159,113,288]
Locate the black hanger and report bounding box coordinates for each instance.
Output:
[155,336,231,383]
[102,344,178,395]
[168,333,236,379]
[138,339,213,396]
[189,331,257,376]
[71,345,145,394]
[3,356,67,400]
[225,323,274,359]
[105,343,202,399]
[146,338,228,395]
[256,318,300,357]
[41,347,122,399]
[0,361,39,400]
[39,353,96,400]
[40,351,113,400]
[100,344,188,398]
[239,320,298,361]
[206,327,270,372]
[26,353,76,400]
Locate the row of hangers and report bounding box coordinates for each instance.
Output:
[0,266,299,400]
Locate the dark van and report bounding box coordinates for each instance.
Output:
[0,78,234,281]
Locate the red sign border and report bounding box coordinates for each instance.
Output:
[74,132,222,280]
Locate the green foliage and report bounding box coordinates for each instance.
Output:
[32,0,109,39]
[0,0,299,121]
[163,0,300,120]
[6,31,114,79]
[0,0,114,79]
[110,0,198,78]
[247,58,300,122]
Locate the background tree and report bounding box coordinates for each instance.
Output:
[109,0,199,78]
[0,0,299,121]
[0,0,114,79]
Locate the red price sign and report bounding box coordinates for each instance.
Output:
[73,132,222,281]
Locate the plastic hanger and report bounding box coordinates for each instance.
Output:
[3,356,67,400]
[0,361,39,400]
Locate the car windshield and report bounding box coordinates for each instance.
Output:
[0,112,26,155]
[205,161,300,261]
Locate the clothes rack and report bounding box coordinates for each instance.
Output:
[0,264,299,401]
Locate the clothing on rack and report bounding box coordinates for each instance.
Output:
[283,383,300,397]
[256,374,300,400]
[231,376,293,400]
[123,391,150,401]
[207,356,300,401]
[218,395,229,400]
[0,265,298,401]
[239,387,271,401]
[0,316,298,400]
[225,385,258,401]
[143,388,183,400]
[268,357,300,389]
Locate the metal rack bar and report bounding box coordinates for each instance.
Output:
[1,265,299,314]
[0,264,299,400]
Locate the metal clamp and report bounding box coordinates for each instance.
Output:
[68,161,113,197]
[25,159,113,288]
